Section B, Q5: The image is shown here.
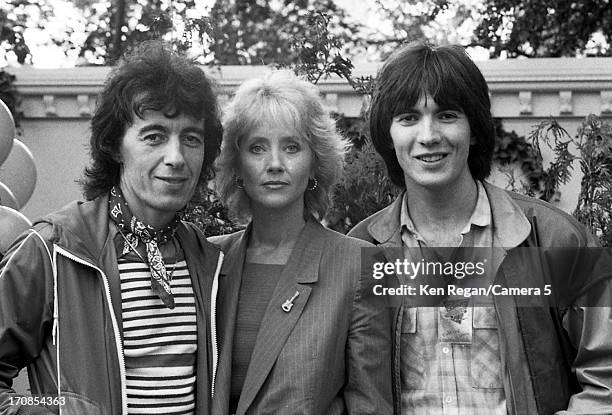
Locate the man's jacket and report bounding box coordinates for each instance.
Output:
[348,182,612,415]
[0,196,224,415]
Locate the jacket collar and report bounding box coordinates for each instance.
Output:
[483,182,531,248]
[366,182,531,249]
[219,217,323,283]
[366,194,404,247]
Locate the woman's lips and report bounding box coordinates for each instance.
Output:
[415,153,447,163]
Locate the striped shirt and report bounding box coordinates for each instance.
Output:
[119,257,197,415]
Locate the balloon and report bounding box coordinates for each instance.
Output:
[0,139,37,208]
[0,205,31,256]
[0,99,15,166]
[0,181,19,210]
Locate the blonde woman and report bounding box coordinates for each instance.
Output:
[210,70,393,415]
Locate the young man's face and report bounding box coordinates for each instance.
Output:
[389,94,475,193]
[118,109,205,227]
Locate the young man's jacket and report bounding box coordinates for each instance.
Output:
[348,182,612,415]
[209,218,394,415]
[0,195,224,415]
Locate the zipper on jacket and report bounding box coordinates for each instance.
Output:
[54,246,128,415]
[210,251,224,398]
[51,247,62,415]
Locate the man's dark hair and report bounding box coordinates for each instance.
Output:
[81,40,222,200]
[368,41,495,188]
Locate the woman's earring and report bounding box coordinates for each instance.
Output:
[307,177,318,191]
[234,176,244,189]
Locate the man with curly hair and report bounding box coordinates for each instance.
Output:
[0,41,224,415]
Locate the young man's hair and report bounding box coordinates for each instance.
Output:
[369,41,495,187]
[81,40,222,200]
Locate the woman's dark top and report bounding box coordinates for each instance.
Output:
[229,263,284,413]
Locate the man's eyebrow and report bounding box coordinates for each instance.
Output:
[138,124,169,134]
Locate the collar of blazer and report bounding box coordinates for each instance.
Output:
[214,216,325,415]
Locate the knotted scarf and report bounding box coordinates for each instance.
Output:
[108,186,179,309]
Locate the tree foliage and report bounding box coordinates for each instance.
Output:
[77,0,180,64]
[72,0,211,64]
[1,0,362,66]
[475,0,612,57]
[1,1,38,64]
[204,0,361,66]
[3,0,612,65]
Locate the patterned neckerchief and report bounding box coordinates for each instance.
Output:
[108,186,179,309]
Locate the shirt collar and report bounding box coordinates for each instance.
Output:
[461,180,491,233]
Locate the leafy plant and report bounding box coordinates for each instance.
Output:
[182,188,244,236]
[527,115,612,245]
[326,138,399,234]
[492,118,543,197]
[289,11,354,85]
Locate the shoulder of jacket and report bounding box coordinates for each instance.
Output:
[28,220,60,245]
[507,191,593,246]
[180,221,225,255]
[1,225,56,269]
[207,229,245,251]
[347,196,401,243]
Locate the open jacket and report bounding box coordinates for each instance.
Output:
[0,196,224,415]
[209,218,394,415]
[348,182,612,415]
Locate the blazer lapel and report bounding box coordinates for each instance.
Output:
[212,228,249,415]
[236,219,323,415]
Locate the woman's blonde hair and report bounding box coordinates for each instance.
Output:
[215,69,348,221]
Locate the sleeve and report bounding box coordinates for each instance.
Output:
[343,245,394,415]
[0,229,56,415]
[555,246,612,415]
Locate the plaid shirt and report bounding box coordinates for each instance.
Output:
[399,181,506,415]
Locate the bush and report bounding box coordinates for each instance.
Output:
[326,139,399,234]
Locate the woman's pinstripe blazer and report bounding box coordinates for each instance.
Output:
[209,218,394,415]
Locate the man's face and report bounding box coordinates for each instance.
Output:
[118,110,205,227]
[389,94,474,193]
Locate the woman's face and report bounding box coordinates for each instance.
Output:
[238,120,313,216]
